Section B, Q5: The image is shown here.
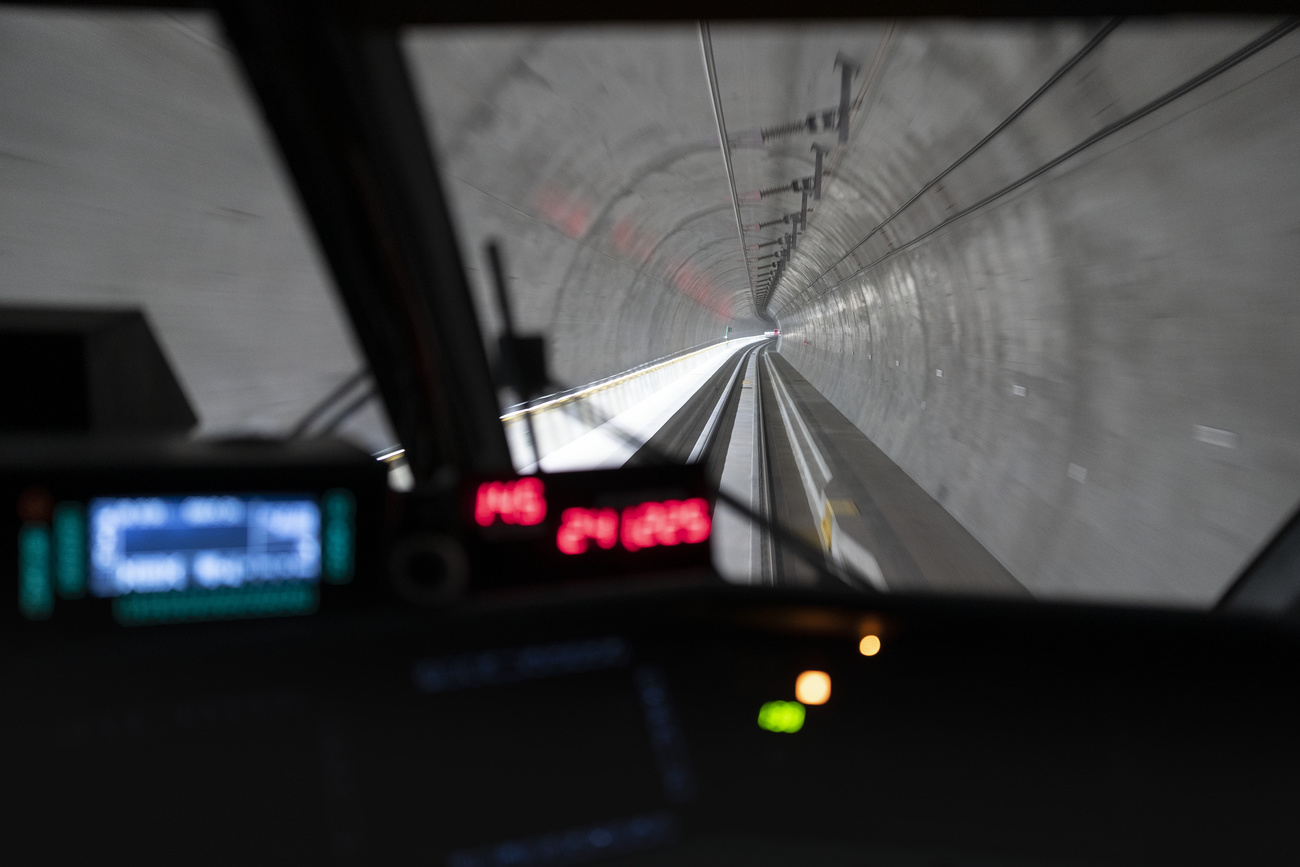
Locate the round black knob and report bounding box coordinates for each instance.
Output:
[388,533,468,606]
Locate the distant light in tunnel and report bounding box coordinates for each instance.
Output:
[795,671,831,705]
[859,635,881,656]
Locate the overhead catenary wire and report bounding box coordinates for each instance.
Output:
[769,22,894,313]
[806,16,1299,303]
[699,21,761,317]
[794,17,1123,301]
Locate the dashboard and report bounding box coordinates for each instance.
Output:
[5,438,1299,864]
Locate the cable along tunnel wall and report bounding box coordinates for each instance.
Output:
[771,20,1300,605]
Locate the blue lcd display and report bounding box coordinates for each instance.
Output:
[88,495,321,599]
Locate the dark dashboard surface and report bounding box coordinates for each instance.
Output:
[9,583,1300,866]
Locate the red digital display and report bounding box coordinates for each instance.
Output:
[475,477,546,527]
[555,507,619,555]
[461,466,714,587]
[557,498,711,555]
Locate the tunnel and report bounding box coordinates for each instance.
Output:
[3,11,1299,606]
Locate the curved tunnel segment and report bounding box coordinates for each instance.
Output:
[4,11,1297,607]
[405,19,1300,606]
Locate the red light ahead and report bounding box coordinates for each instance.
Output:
[557,498,711,555]
[475,478,546,527]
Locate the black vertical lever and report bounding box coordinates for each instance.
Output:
[487,240,547,473]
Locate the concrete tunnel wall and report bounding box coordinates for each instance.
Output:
[411,21,1300,605]
[404,26,774,392]
[771,21,1300,605]
[0,9,394,450]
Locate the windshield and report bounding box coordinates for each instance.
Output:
[0,8,396,454]
[4,9,1298,609]
[402,19,1300,605]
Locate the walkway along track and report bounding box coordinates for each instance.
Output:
[757,345,886,591]
[751,349,1026,596]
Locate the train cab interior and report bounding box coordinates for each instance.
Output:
[4,1,1300,864]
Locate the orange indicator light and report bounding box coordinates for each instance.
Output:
[859,635,881,656]
[794,670,831,705]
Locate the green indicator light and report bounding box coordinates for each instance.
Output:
[52,502,87,598]
[757,700,805,733]
[18,524,53,620]
[112,582,318,626]
[321,488,355,584]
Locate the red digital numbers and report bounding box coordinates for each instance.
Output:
[556,497,711,555]
[475,477,546,527]
[620,498,712,551]
[473,477,710,557]
[555,507,619,555]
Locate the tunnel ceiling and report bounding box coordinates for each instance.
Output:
[403,20,1177,383]
[404,23,901,385]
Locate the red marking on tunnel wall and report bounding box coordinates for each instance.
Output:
[534,185,593,239]
[535,186,738,322]
[612,215,655,263]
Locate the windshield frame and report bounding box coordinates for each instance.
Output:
[23,0,1280,608]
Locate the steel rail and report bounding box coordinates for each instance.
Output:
[688,341,767,464]
[545,359,869,591]
[754,345,779,585]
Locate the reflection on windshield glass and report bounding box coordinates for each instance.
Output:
[0,8,395,453]
[403,20,1300,604]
